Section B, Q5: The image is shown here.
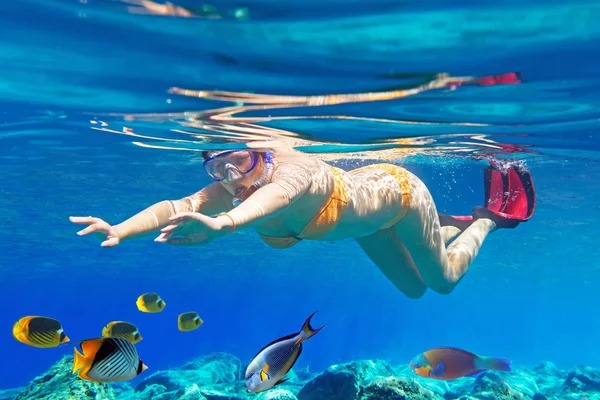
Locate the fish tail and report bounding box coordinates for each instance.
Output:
[12,321,24,338]
[477,356,512,372]
[72,348,86,374]
[300,311,326,341]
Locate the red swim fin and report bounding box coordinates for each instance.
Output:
[439,161,536,230]
[474,163,536,228]
[476,72,522,86]
[446,72,523,89]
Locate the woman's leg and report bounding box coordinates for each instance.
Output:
[441,226,462,244]
[394,173,497,294]
[355,227,427,299]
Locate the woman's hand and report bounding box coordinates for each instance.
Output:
[154,212,231,246]
[69,216,121,247]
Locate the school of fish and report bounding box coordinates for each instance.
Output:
[12,292,204,383]
[13,292,512,390]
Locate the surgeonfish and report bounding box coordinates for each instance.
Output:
[12,316,70,348]
[410,347,511,380]
[178,312,203,332]
[72,337,148,383]
[136,292,166,313]
[245,311,325,393]
[101,321,143,344]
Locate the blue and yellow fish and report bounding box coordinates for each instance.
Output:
[245,311,325,393]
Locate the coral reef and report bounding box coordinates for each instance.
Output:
[8,353,600,399]
[14,355,115,400]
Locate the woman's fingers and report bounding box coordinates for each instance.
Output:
[70,216,98,224]
[101,237,120,247]
[76,225,98,236]
[160,224,180,234]
[154,232,173,242]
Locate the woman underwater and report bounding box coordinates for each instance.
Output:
[70,147,535,299]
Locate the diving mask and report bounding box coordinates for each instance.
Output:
[203,150,259,182]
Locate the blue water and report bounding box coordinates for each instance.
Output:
[2,0,600,391]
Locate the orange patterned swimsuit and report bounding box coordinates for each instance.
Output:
[258,163,412,249]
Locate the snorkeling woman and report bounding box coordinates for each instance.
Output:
[70,147,535,299]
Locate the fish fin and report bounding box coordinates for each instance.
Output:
[430,362,445,377]
[476,356,512,372]
[260,369,269,382]
[78,370,99,382]
[466,370,486,378]
[80,337,105,357]
[429,346,479,358]
[18,316,35,327]
[73,348,87,374]
[12,320,25,338]
[101,327,109,337]
[300,311,326,342]
[274,377,290,386]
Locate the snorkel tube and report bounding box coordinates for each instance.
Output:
[232,151,274,206]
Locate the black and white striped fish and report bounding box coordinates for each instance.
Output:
[245,311,325,393]
[72,337,148,382]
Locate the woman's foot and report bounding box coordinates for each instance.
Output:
[472,206,520,229]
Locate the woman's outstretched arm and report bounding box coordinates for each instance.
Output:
[154,162,314,245]
[70,182,233,246]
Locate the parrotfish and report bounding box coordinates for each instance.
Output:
[410,347,511,380]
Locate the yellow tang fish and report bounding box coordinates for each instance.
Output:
[178,312,203,332]
[13,316,70,348]
[101,321,143,344]
[136,292,166,313]
[73,337,148,383]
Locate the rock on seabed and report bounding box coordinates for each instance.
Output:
[9,353,600,400]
